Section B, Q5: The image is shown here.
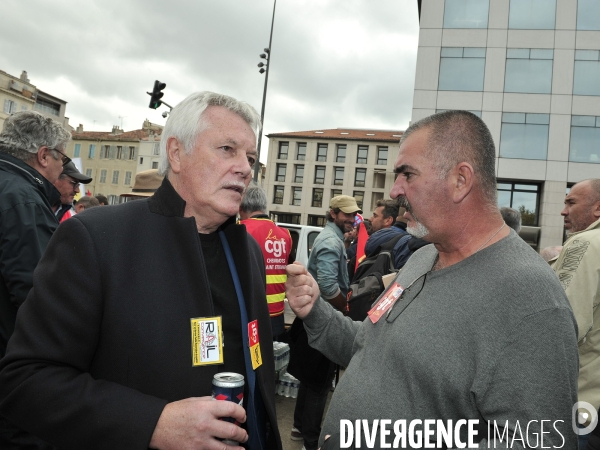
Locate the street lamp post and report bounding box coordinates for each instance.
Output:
[253,0,277,183]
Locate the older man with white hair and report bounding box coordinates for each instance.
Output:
[0,92,282,449]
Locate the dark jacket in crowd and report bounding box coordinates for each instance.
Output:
[0,151,59,358]
[0,179,282,450]
[364,227,412,269]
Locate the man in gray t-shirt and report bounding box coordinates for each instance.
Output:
[286,110,579,450]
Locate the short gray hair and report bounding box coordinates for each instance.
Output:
[158,91,261,176]
[400,110,497,206]
[240,184,267,214]
[500,206,522,233]
[0,111,71,162]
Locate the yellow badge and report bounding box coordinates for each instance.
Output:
[191,316,224,366]
[248,320,263,370]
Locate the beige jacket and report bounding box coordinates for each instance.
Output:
[553,217,600,412]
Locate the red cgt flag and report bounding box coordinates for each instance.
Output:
[354,221,369,271]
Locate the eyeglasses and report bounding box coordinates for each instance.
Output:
[67,179,80,189]
[49,147,71,166]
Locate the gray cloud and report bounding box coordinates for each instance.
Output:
[1,0,419,159]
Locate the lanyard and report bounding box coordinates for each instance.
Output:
[218,231,265,449]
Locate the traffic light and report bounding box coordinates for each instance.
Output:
[148,80,166,109]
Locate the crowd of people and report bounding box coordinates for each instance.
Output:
[0,98,598,450]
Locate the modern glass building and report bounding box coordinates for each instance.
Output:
[413,0,600,248]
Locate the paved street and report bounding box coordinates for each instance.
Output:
[275,387,334,450]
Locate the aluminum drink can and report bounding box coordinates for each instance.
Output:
[212,372,245,445]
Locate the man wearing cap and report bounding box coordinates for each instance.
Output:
[288,195,361,450]
[120,169,164,200]
[53,161,93,222]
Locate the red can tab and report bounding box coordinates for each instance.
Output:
[248,320,259,347]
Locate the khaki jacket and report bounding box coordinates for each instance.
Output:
[554,217,600,412]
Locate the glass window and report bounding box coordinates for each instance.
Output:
[439,47,486,91]
[112,170,120,184]
[296,143,306,160]
[129,147,136,159]
[88,144,95,159]
[334,167,344,186]
[574,50,600,96]
[505,49,553,94]
[336,144,346,163]
[116,146,124,160]
[85,168,92,178]
[125,171,132,185]
[357,145,368,164]
[443,0,489,28]
[291,187,302,206]
[355,168,367,187]
[294,165,304,183]
[500,113,549,160]
[312,188,324,207]
[153,143,160,155]
[377,146,388,165]
[273,186,284,204]
[577,0,600,30]
[307,215,326,227]
[152,162,158,169]
[570,115,600,163]
[497,182,540,225]
[331,189,342,202]
[274,213,300,225]
[99,169,107,183]
[275,164,286,182]
[278,142,289,160]
[73,143,81,158]
[509,0,556,29]
[317,144,328,162]
[314,166,326,184]
[353,191,364,210]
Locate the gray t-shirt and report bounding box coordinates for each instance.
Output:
[304,231,579,449]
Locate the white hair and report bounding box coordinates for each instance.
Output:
[158,91,261,176]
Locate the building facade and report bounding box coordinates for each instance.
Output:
[65,122,163,204]
[1,69,70,129]
[413,0,600,249]
[263,129,403,226]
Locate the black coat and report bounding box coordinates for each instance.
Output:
[0,151,60,357]
[0,178,282,450]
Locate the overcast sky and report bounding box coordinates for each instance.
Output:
[1,0,419,162]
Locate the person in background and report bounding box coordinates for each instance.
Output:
[0,110,71,447]
[95,194,109,205]
[500,206,522,233]
[288,195,361,450]
[553,178,600,449]
[239,184,292,339]
[53,161,93,222]
[74,196,100,213]
[0,91,282,450]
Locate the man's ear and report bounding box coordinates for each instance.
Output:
[37,146,51,168]
[451,162,474,204]
[166,137,182,174]
[384,215,394,227]
[592,200,600,219]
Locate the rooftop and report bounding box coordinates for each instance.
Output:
[267,128,403,143]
